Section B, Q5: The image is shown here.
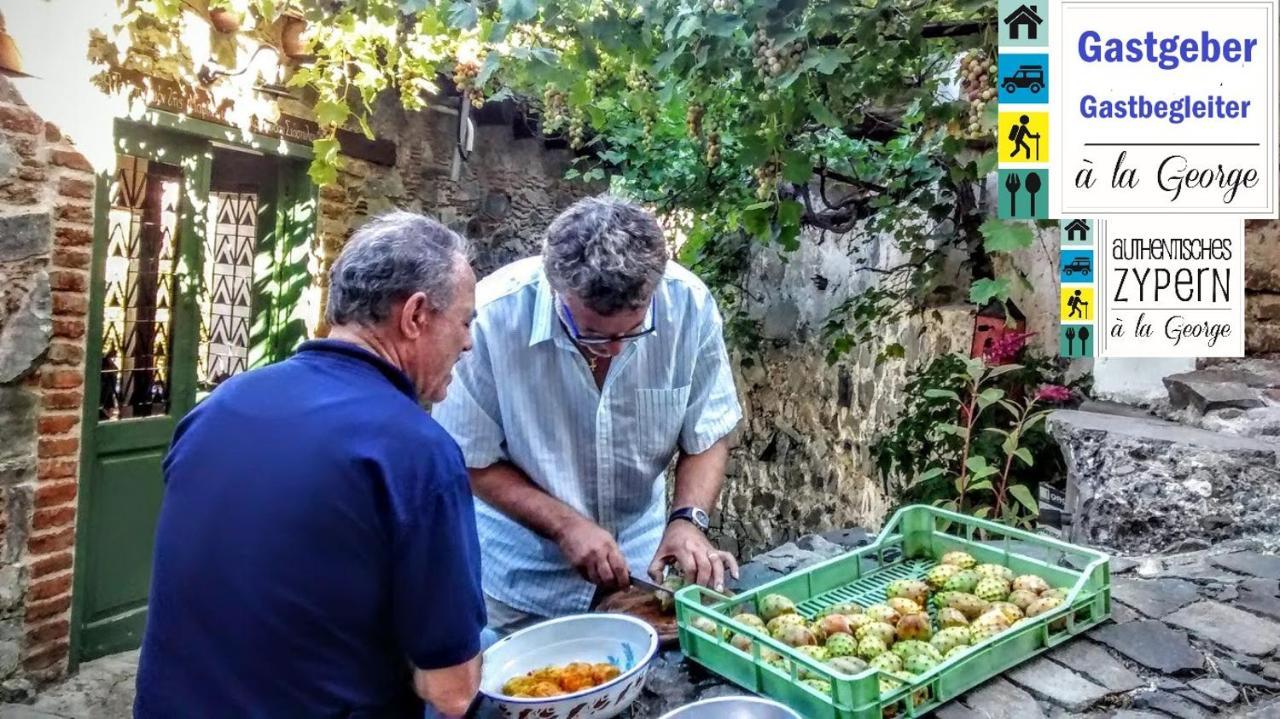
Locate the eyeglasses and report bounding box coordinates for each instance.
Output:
[555,294,657,346]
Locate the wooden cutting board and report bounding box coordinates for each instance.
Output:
[595,586,680,647]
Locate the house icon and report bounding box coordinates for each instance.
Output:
[1004,4,1043,40]
[1064,219,1090,243]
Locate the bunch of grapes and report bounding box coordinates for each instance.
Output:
[542,87,569,133]
[568,113,587,150]
[453,59,485,109]
[705,131,721,167]
[626,66,654,94]
[956,50,996,140]
[751,25,804,80]
[753,161,780,200]
[685,103,704,138]
[710,0,740,11]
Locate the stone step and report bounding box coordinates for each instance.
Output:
[1047,409,1280,554]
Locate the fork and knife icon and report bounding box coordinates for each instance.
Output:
[1063,326,1091,357]
[1005,172,1043,217]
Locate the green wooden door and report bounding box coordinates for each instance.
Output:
[73,123,314,662]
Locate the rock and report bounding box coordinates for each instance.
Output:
[1164,601,1280,656]
[1110,602,1139,624]
[0,706,64,718]
[1108,713,1165,719]
[0,272,51,383]
[1137,558,1164,578]
[1241,697,1280,718]
[1174,688,1220,709]
[1112,577,1202,618]
[1047,640,1143,693]
[1133,689,1209,719]
[1212,552,1280,579]
[1201,406,1280,438]
[1235,579,1280,622]
[1188,677,1240,704]
[0,621,19,678]
[1047,410,1280,554]
[1091,620,1204,674]
[1214,656,1279,689]
[819,527,872,549]
[0,212,51,262]
[1111,557,1140,574]
[731,563,782,592]
[1164,372,1265,413]
[1006,657,1110,711]
[0,567,23,613]
[951,677,1046,719]
[1079,399,1158,419]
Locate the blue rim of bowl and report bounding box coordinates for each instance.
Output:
[480,613,661,705]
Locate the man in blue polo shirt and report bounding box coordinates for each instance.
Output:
[135,211,485,718]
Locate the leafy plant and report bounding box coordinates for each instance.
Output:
[875,338,1084,527]
[94,0,1014,354]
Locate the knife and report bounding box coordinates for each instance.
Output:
[629,573,668,595]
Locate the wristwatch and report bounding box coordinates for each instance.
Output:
[668,506,710,532]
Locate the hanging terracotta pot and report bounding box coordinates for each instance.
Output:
[209,8,243,33]
[0,11,28,77]
[280,15,308,58]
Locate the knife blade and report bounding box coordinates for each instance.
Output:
[628,573,668,595]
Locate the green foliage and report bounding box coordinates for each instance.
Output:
[874,345,1086,528]
[100,0,1005,354]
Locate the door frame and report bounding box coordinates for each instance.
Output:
[69,111,317,667]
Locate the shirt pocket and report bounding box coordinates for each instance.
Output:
[634,385,692,465]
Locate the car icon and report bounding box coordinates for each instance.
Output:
[1003,65,1044,94]
[1063,257,1091,275]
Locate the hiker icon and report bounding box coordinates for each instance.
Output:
[1067,289,1090,320]
[1008,115,1042,160]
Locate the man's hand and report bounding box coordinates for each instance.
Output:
[556,516,631,590]
[648,521,739,593]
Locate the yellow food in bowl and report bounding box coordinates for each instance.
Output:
[502,662,622,698]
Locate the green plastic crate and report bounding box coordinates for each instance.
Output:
[674,505,1111,719]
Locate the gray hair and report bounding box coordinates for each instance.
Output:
[543,196,669,315]
[326,211,469,326]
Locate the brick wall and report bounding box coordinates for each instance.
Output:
[0,76,94,694]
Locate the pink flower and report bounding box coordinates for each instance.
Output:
[1035,384,1072,403]
[983,331,1034,366]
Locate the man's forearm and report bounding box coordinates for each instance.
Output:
[469,461,583,542]
[671,437,730,514]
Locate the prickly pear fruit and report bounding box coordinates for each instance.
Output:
[1007,589,1039,611]
[1011,575,1051,595]
[777,625,818,647]
[940,551,977,569]
[975,563,1015,583]
[987,601,1023,624]
[691,616,718,635]
[974,576,1012,603]
[865,603,901,626]
[825,632,859,658]
[886,579,931,606]
[731,613,765,632]
[856,621,897,646]
[945,591,991,621]
[887,597,923,617]
[896,613,933,642]
[930,626,971,654]
[767,613,806,636]
[730,634,753,652]
[926,563,960,590]
[827,656,869,675]
[905,653,939,675]
[944,569,981,594]
[937,607,969,628]
[857,635,889,660]
[760,593,797,621]
[870,651,904,673]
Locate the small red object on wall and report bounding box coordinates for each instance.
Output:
[970,299,1027,359]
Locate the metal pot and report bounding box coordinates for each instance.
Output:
[657,696,802,719]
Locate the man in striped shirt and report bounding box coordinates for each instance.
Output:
[433,196,743,634]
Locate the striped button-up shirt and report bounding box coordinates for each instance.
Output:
[432,257,742,617]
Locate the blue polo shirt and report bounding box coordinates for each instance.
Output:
[135,339,486,718]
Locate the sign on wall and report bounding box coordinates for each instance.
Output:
[1094,216,1245,357]
[1050,0,1278,218]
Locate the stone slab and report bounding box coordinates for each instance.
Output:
[1175,688,1219,709]
[1108,713,1165,719]
[1213,552,1280,579]
[1048,410,1280,453]
[1165,601,1280,656]
[1188,677,1240,704]
[0,272,51,383]
[1047,639,1144,693]
[1135,689,1210,719]
[1110,602,1139,624]
[1165,373,1265,414]
[1006,656,1111,712]
[0,212,51,262]
[1091,620,1204,674]
[1215,657,1280,689]
[1112,577,1203,618]
[1235,583,1280,623]
[953,677,1046,719]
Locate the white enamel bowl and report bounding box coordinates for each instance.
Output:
[479,613,659,719]
[657,696,803,719]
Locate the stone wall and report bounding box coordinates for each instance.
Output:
[0,77,96,692]
[313,98,597,334]
[1246,219,1280,355]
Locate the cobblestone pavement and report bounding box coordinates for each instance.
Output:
[6,533,1280,718]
